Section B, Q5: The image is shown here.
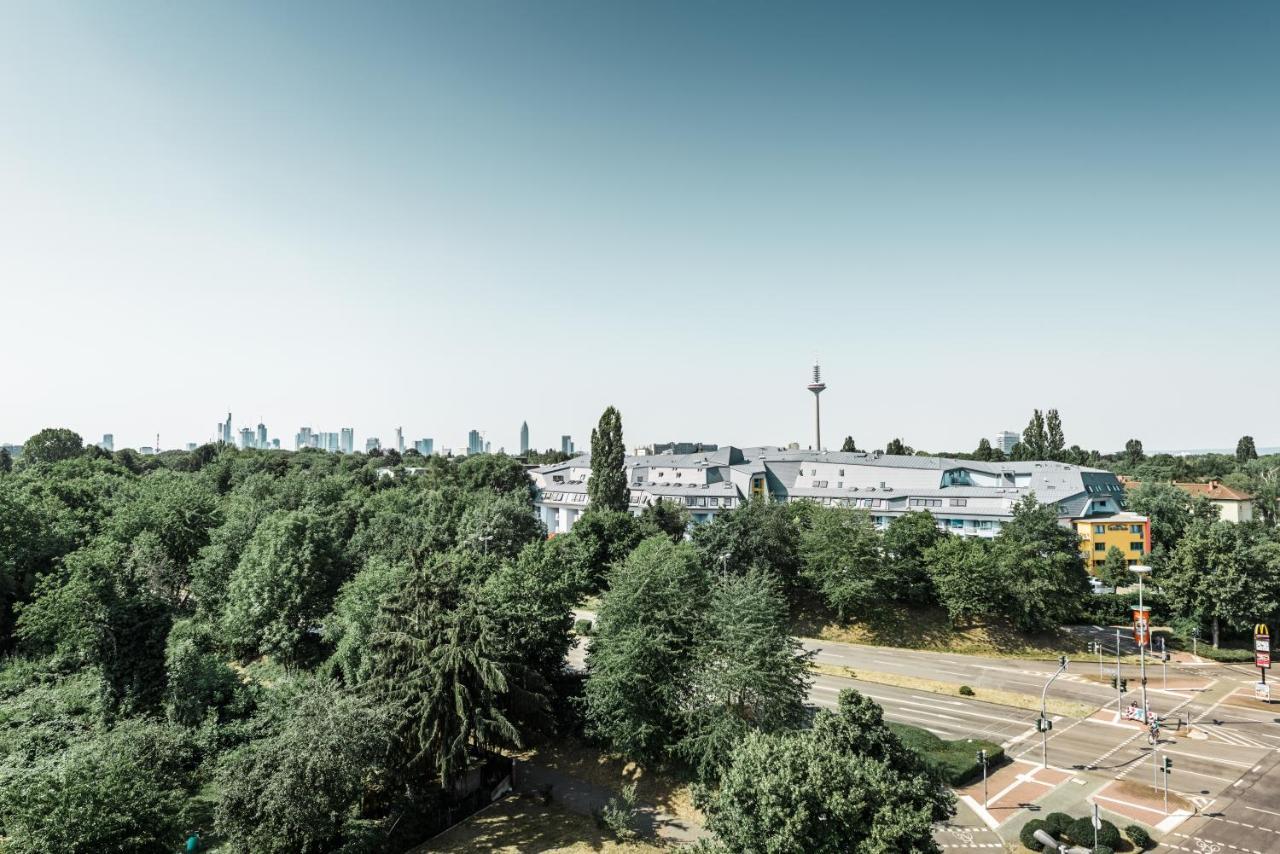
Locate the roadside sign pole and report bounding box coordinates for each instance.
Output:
[976,749,989,808]
[1192,627,1198,658]
[1040,656,1068,769]
[1092,803,1101,849]
[1096,641,1103,677]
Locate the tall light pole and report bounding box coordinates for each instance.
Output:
[1131,564,1152,721]
[1040,655,1068,768]
[807,362,826,451]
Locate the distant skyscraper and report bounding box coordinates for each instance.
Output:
[995,430,1020,455]
[271,439,280,449]
[100,433,114,452]
[395,426,404,453]
[415,438,434,456]
[467,430,483,455]
[186,442,197,451]
[340,428,354,454]
[256,422,267,449]
[216,422,223,444]
[520,421,529,455]
[561,435,573,455]
[239,427,253,449]
[296,427,313,450]
[366,437,381,452]
[223,411,233,445]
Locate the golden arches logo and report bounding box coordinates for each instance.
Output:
[1257,624,1270,637]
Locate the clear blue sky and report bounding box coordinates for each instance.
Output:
[2,1,1277,454]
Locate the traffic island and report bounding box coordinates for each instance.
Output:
[1089,779,1194,832]
[958,758,1073,827]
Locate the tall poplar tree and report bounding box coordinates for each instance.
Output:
[1237,435,1258,463]
[588,406,629,512]
[1045,409,1066,461]
[1023,410,1047,459]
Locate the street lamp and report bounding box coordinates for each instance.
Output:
[1039,655,1068,768]
[1130,564,1152,722]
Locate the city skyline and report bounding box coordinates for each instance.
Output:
[3,3,1279,451]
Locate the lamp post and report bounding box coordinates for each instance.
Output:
[1040,656,1068,768]
[1131,564,1152,722]
[976,749,989,808]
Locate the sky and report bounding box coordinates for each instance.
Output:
[2,1,1277,455]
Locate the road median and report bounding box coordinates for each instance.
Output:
[810,662,1097,718]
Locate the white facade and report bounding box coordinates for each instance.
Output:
[532,446,1127,537]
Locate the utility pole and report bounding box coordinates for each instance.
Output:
[1160,636,1168,690]
[1040,656,1068,768]
[1131,565,1152,722]
[1191,626,1199,658]
[1115,627,1124,717]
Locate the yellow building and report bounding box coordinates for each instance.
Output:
[1073,512,1151,570]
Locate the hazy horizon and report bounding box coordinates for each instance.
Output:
[4,2,1277,453]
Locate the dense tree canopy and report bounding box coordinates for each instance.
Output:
[588,406,629,512]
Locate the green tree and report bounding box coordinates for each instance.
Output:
[1023,410,1047,459]
[1236,435,1259,463]
[639,497,690,542]
[456,491,546,559]
[925,536,1005,625]
[799,505,884,620]
[588,406,629,512]
[214,679,391,854]
[885,438,913,456]
[0,719,195,854]
[370,566,526,785]
[20,428,84,465]
[163,619,239,727]
[994,495,1089,631]
[1125,438,1146,465]
[221,509,344,662]
[1163,520,1278,647]
[17,539,172,710]
[323,557,415,686]
[972,438,994,461]
[458,452,535,501]
[703,689,953,853]
[1045,409,1066,461]
[584,537,709,761]
[677,569,812,781]
[1127,481,1199,555]
[692,498,802,589]
[1097,546,1131,593]
[840,436,859,452]
[567,508,644,588]
[882,511,943,606]
[0,447,11,474]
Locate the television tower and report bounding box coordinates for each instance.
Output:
[807,362,826,451]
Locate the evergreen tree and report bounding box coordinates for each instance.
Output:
[840,436,859,452]
[0,448,11,474]
[1045,409,1066,461]
[1097,546,1131,593]
[1237,435,1259,463]
[1124,438,1145,465]
[588,406,629,512]
[1023,410,1047,459]
[885,438,913,456]
[972,438,994,461]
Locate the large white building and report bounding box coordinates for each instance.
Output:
[531,446,1128,536]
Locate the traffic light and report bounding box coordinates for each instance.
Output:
[1163,757,1173,774]
[1120,678,1128,692]
[1037,717,1053,733]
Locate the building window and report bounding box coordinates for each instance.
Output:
[1130,524,1143,534]
[1094,524,1105,534]
[950,498,967,507]
[1130,542,1145,553]
[950,519,964,528]
[1095,543,1106,552]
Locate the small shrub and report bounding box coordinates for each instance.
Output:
[573,618,594,637]
[1067,815,1120,849]
[959,685,975,696]
[1126,824,1153,850]
[597,782,638,841]
[1020,818,1048,850]
[1044,811,1073,836]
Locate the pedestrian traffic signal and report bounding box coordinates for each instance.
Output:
[1120,678,1128,692]
[1163,757,1172,773]
[1037,717,1053,732]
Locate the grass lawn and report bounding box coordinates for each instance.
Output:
[887,722,1004,786]
[793,603,1091,660]
[416,795,666,853]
